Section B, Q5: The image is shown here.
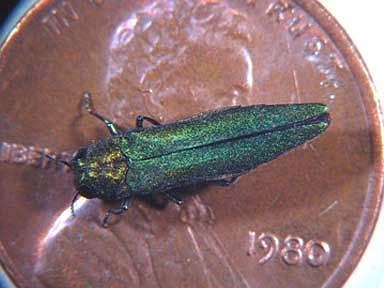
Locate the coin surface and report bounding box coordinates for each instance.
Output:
[0,1,382,287]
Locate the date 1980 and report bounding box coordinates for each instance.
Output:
[247,231,331,267]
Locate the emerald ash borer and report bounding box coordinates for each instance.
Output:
[59,92,330,226]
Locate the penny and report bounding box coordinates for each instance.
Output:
[0,1,382,287]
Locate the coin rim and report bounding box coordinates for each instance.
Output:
[296,0,384,287]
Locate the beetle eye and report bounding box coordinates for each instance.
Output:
[74,148,87,160]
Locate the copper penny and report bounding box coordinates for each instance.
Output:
[0,0,382,287]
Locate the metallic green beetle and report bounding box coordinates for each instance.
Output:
[67,92,329,226]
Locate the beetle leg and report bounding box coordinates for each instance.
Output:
[136,115,161,128]
[162,191,184,205]
[82,91,121,135]
[102,197,132,227]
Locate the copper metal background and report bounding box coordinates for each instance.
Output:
[0,0,383,287]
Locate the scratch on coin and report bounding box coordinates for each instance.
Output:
[270,193,281,206]
[109,232,141,286]
[319,200,338,217]
[187,226,214,288]
[308,143,326,167]
[291,69,301,103]
[208,231,251,288]
[302,142,325,167]
[145,237,163,288]
[285,35,301,103]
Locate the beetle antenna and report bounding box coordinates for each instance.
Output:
[45,154,72,169]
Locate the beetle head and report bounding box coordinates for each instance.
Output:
[71,147,101,199]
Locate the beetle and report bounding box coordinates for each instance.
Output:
[58,92,329,226]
